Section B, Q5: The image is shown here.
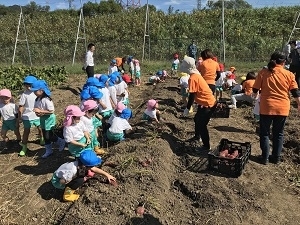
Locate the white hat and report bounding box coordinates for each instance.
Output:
[180,56,200,75]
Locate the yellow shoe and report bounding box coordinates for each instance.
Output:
[94,146,107,155]
[63,187,80,202]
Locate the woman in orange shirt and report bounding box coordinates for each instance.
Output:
[252,51,300,165]
[229,72,256,109]
[197,49,221,94]
[181,56,217,151]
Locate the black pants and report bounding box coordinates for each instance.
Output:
[42,129,58,145]
[66,177,85,190]
[86,66,94,78]
[259,115,286,160]
[194,104,216,148]
[289,65,300,87]
[208,84,216,94]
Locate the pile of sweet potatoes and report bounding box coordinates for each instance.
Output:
[219,145,240,159]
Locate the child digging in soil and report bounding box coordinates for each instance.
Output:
[18,75,44,156]
[106,108,134,142]
[51,149,116,202]
[0,89,21,152]
[142,99,161,123]
[31,80,65,158]
[63,105,92,158]
[81,100,107,155]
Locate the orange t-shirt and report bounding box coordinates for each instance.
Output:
[188,73,216,107]
[242,79,255,95]
[115,57,123,67]
[253,65,298,116]
[198,58,220,85]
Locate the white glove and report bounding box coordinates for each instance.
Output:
[183,108,189,116]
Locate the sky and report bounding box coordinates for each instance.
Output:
[0,0,299,12]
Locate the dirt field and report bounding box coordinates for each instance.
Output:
[0,74,299,225]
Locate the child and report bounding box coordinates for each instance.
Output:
[115,73,130,106]
[127,56,134,79]
[215,69,226,100]
[121,70,133,85]
[106,74,118,108]
[81,100,106,155]
[18,75,44,156]
[97,80,114,119]
[253,94,260,122]
[133,59,141,86]
[229,72,256,109]
[106,108,133,142]
[108,59,118,75]
[31,80,65,158]
[178,72,190,109]
[171,53,180,77]
[196,57,203,68]
[107,102,126,125]
[225,66,238,89]
[142,99,161,123]
[149,75,161,85]
[51,149,116,202]
[0,89,21,151]
[63,105,91,158]
[231,76,246,95]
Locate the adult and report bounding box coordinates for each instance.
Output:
[197,49,221,94]
[252,51,300,165]
[84,43,95,78]
[115,56,127,72]
[187,40,198,60]
[181,56,217,151]
[288,40,300,87]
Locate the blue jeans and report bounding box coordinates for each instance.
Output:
[259,115,286,159]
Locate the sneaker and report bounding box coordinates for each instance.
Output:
[186,136,201,143]
[228,105,237,109]
[269,155,281,164]
[19,143,27,157]
[94,146,107,155]
[63,187,80,202]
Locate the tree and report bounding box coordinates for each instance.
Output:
[207,0,252,9]
[23,1,50,14]
[167,5,174,14]
[98,0,122,14]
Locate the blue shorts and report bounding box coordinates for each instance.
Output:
[2,119,17,131]
[106,130,124,142]
[23,119,41,129]
[135,71,141,78]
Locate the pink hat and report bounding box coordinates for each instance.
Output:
[0,89,12,98]
[63,105,85,127]
[82,100,98,112]
[147,99,157,110]
[116,102,126,113]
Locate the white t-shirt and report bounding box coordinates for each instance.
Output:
[19,90,39,121]
[115,81,128,102]
[98,87,113,112]
[0,103,18,121]
[85,50,94,68]
[34,97,54,111]
[144,108,157,119]
[215,72,226,86]
[108,65,118,74]
[253,95,260,115]
[55,161,78,183]
[173,59,180,66]
[135,65,141,72]
[80,115,94,133]
[109,117,132,134]
[179,75,190,88]
[150,75,158,80]
[108,86,117,107]
[129,61,134,72]
[63,120,87,143]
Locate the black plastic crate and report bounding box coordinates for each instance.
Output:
[207,139,251,177]
[212,101,230,118]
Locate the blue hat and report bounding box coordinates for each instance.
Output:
[111,59,117,64]
[24,75,37,84]
[120,108,133,119]
[108,73,118,87]
[99,74,109,84]
[156,70,163,76]
[31,80,51,96]
[86,77,102,87]
[89,86,103,99]
[80,149,102,167]
[80,88,91,100]
[127,56,133,64]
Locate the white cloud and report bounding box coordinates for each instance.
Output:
[56,2,68,9]
[163,0,181,5]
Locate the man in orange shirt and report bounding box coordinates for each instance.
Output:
[252,51,300,165]
[115,56,127,72]
[181,56,217,151]
[197,49,221,94]
[229,72,256,109]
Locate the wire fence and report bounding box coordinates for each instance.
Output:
[0,36,286,66]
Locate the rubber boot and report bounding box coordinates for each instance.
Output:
[63,187,80,202]
[94,146,107,155]
[42,144,53,158]
[19,143,27,157]
[56,137,66,152]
